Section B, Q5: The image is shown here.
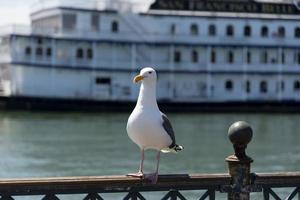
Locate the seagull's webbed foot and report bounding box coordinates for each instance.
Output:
[127,171,144,178]
[145,172,158,184]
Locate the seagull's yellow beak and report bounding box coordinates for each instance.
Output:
[133,75,144,83]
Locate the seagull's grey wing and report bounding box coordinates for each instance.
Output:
[161,112,176,148]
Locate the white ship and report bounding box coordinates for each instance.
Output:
[1,0,300,111]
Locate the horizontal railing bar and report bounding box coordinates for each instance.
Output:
[254,172,300,187]
[0,174,230,196]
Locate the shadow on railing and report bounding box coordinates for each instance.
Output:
[0,121,299,200]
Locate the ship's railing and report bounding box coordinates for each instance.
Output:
[0,121,300,200]
[30,0,151,13]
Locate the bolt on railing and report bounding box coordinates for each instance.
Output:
[0,121,299,199]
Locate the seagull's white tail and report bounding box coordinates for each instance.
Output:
[161,144,184,153]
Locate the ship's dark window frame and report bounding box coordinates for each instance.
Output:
[111,20,119,33]
[225,80,233,91]
[190,23,198,35]
[278,26,285,38]
[37,38,43,44]
[208,24,216,36]
[294,81,300,91]
[25,46,31,56]
[91,13,99,31]
[95,77,111,85]
[226,25,234,37]
[174,51,181,63]
[295,27,300,38]
[76,48,84,59]
[280,80,285,91]
[170,24,176,35]
[260,81,268,93]
[246,51,251,64]
[281,51,285,64]
[191,50,198,63]
[87,48,93,59]
[63,13,77,30]
[36,47,43,56]
[246,80,251,93]
[244,25,251,37]
[46,47,52,57]
[227,50,234,64]
[211,49,216,63]
[260,50,268,64]
[298,52,300,64]
[261,26,269,37]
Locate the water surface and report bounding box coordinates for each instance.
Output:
[0,111,299,199]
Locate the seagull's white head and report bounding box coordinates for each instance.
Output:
[133,67,157,84]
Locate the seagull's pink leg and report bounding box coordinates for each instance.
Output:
[127,149,144,178]
[145,151,160,184]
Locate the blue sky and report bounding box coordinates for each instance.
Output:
[0,0,154,26]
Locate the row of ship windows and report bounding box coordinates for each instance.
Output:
[178,24,300,38]
[24,46,300,65]
[173,50,300,64]
[224,80,300,93]
[72,17,300,38]
[25,47,93,59]
[106,21,300,38]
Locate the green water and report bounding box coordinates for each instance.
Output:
[0,111,299,199]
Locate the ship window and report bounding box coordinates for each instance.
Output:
[260,50,268,64]
[192,50,198,63]
[278,26,285,38]
[225,80,233,91]
[190,24,198,35]
[227,50,234,63]
[76,48,84,59]
[244,25,251,37]
[174,51,181,63]
[260,81,268,93]
[261,26,269,37]
[95,77,111,85]
[280,81,285,91]
[281,52,285,64]
[226,25,234,37]
[170,24,176,35]
[63,13,77,30]
[37,38,43,44]
[294,81,300,91]
[208,24,216,36]
[91,13,99,31]
[298,52,300,64]
[246,51,251,64]
[25,46,31,55]
[211,49,216,63]
[246,81,251,93]
[36,47,43,56]
[46,48,52,57]
[111,21,119,33]
[87,48,93,59]
[295,27,300,38]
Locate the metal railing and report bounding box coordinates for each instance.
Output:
[0,121,300,200]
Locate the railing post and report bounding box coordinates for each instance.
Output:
[226,121,253,200]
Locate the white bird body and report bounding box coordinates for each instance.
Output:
[127,107,172,150]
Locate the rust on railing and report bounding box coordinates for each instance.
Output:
[0,121,299,200]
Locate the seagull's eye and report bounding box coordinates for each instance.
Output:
[149,71,152,74]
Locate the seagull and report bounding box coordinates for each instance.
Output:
[126,67,183,184]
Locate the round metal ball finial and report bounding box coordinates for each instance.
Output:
[228,121,253,146]
[227,121,253,161]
